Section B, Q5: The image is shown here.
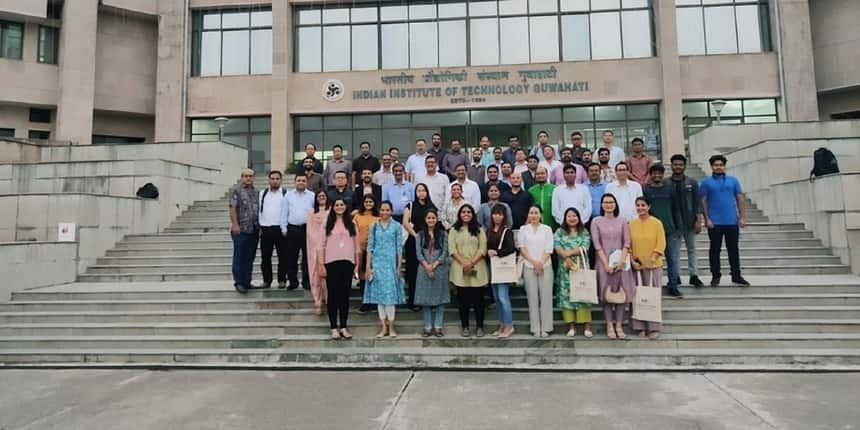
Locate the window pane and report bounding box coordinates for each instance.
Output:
[251,11,272,27]
[470,18,500,65]
[627,104,658,119]
[200,31,221,76]
[717,100,742,116]
[743,99,776,115]
[251,29,272,74]
[676,7,705,55]
[702,0,731,4]
[38,26,58,64]
[560,0,589,12]
[383,114,411,127]
[382,129,412,150]
[251,117,271,132]
[469,1,498,17]
[676,0,700,5]
[381,24,409,69]
[528,0,557,13]
[224,118,250,134]
[529,16,559,62]
[323,26,350,72]
[191,119,218,134]
[591,0,621,10]
[352,25,379,71]
[439,20,467,66]
[564,106,594,121]
[222,30,250,75]
[532,108,562,122]
[1,23,23,59]
[500,17,529,64]
[704,6,738,54]
[354,115,382,129]
[222,11,249,29]
[590,12,622,60]
[410,22,438,68]
[410,4,437,19]
[744,115,776,124]
[324,115,352,129]
[297,27,321,72]
[623,0,648,8]
[322,8,349,24]
[354,129,383,154]
[683,101,709,117]
[595,105,626,120]
[471,109,530,124]
[562,14,590,60]
[251,134,271,168]
[499,0,527,15]
[736,5,762,53]
[352,7,378,23]
[621,10,651,58]
[413,111,470,126]
[203,13,221,29]
[298,9,321,25]
[440,3,468,18]
[381,6,408,21]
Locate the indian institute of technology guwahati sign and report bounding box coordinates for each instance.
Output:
[330,66,589,104]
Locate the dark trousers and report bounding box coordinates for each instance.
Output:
[325,260,354,329]
[231,231,259,287]
[585,219,597,269]
[708,225,741,278]
[260,226,286,285]
[404,235,418,306]
[285,224,310,289]
[457,286,486,329]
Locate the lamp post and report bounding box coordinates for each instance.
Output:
[213,116,230,141]
[711,100,727,125]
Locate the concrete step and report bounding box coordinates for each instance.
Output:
[2,333,859,350]
[1,347,858,369]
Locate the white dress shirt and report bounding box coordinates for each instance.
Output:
[258,187,284,227]
[279,188,315,233]
[450,179,481,210]
[551,183,593,225]
[405,152,428,178]
[415,171,450,211]
[606,145,626,169]
[605,180,643,221]
[517,223,554,268]
[373,168,394,186]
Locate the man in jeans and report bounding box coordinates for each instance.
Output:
[230,169,259,294]
[700,154,750,287]
[668,154,705,288]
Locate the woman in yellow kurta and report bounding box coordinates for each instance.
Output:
[628,196,666,339]
[448,204,489,338]
[352,193,379,314]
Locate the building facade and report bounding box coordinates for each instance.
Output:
[1,0,858,174]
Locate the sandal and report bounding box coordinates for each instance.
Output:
[607,325,617,339]
[648,331,661,340]
[314,306,323,316]
[616,325,626,339]
[339,328,353,340]
[330,329,341,340]
[639,331,647,338]
[584,329,593,338]
[566,328,576,338]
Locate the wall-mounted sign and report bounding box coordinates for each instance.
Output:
[322,79,345,102]
[57,223,76,242]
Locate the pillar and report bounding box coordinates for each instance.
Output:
[653,0,685,161]
[270,0,292,172]
[54,0,98,145]
[154,0,187,142]
[774,0,820,121]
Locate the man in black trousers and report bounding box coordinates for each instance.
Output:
[258,170,286,288]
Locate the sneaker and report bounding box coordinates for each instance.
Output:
[277,282,287,289]
[356,304,372,314]
[666,287,684,298]
[435,329,444,337]
[461,328,471,338]
[251,282,270,289]
[689,276,705,288]
[475,328,485,338]
[710,276,721,287]
[732,276,751,287]
[234,283,248,294]
[422,329,432,338]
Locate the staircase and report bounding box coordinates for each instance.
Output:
[1,173,859,370]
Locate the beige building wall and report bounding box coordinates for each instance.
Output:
[0,0,48,19]
[154,0,188,142]
[0,105,54,139]
[773,0,819,121]
[819,88,860,120]
[94,10,158,115]
[0,22,60,107]
[54,0,99,145]
[809,0,860,92]
[187,75,272,117]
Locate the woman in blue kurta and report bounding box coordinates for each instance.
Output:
[364,201,406,338]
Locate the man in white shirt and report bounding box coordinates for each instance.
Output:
[605,161,643,221]
[551,164,592,226]
[450,164,481,209]
[602,129,626,168]
[280,174,315,290]
[258,170,286,289]
[538,144,562,173]
[415,155,450,210]
[513,148,529,175]
[405,139,429,182]
[373,153,395,186]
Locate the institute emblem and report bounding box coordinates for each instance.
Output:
[322,79,344,102]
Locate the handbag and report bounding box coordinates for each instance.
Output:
[490,228,520,284]
[633,270,663,323]
[569,247,598,304]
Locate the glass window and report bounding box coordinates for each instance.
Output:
[191,118,219,134]
[251,117,271,132]
[439,20,467,66]
[471,109,530,124]
[560,0,589,12]
[353,114,382,129]
[627,104,658,119]
[529,16,559,62]
[413,111,470,127]
[298,9,321,25]
[595,105,626,121]
[561,14,590,61]
[297,27,321,72]
[532,108,562,122]
[203,13,221,29]
[500,17,530,64]
[38,26,59,64]
[719,100,743,116]
[676,7,705,55]
[704,6,738,54]
[200,31,222,76]
[193,9,271,77]
[623,0,649,7]
[499,0,527,15]
[222,11,250,29]
[621,10,651,58]
[383,114,411,127]
[590,12,622,60]
[528,0,557,13]
[591,0,621,11]
[322,8,350,24]
[352,7,378,23]
[381,24,409,69]
[469,1,498,17]
[470,18,500,65]
[323,26,350,72]
[676,0,701,5]
[251,11,271,27]
[736,4,762,53]
[381,5,408,21]
[324,115,353,129]
[683,101,709,117]
[251,29,272,74]
[410,4,437,19]
[564,106,594,121]
[0,21,24,60]
[352,25,379,71]
[222,30,250,75]
[439,3,467,18]
[410,21,438,68]
[743,99,776,115]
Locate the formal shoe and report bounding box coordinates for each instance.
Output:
[422,329,432,338]
[732,276,751,287]
[689,276,705,288]
[666,287,684,298]
[234,283,248,294]
[475,328,485,338]
[710,276,721,287]
[435,328,444,337]
[461,328,471,338]
[287,284,298,291]
[277,282,287,289]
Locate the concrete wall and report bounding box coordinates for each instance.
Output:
[0,193,159,272]
[818,88,860,120]
[187,75,273,117]
[0,23,60,107]
[809,0,860,92]
[101,0,157,16]
[0,241,77,301]
[0,0,48,19]
[92,111,154,142]
[0,140,42,163]
[94,10,158,115]
[0,105,55,139]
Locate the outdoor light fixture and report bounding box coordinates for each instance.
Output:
[711,100,727,125]
[214,116,230,141]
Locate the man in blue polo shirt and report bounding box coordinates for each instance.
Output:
[700,154,750,287]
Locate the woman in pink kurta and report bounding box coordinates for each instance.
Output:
[590,193,633,339]
[306,190,330,314]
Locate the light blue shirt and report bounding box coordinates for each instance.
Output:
[382,180,414,216]
[585,180,607,219]
[279,188,315,233]
[405,153,428,177]
[480,150,496,167]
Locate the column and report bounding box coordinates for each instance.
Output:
[54,0,98,145]
[270,1,292,172]
[655,0,685,160]
[775,0,820,121]
[154,0,187,142]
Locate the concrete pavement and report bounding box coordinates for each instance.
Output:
[1,370,857,430]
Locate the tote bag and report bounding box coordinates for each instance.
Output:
[632,270,662,323]
[490,229,520,284]
[569,248,599,304]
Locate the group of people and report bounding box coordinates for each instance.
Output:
[229,130,750,341]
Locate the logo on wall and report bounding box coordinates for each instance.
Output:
[322,79,344,102]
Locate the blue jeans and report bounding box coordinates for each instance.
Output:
[491,283,513,325]
[422,304,445,329]
[666,229,699,288]
[231,231,259,287]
